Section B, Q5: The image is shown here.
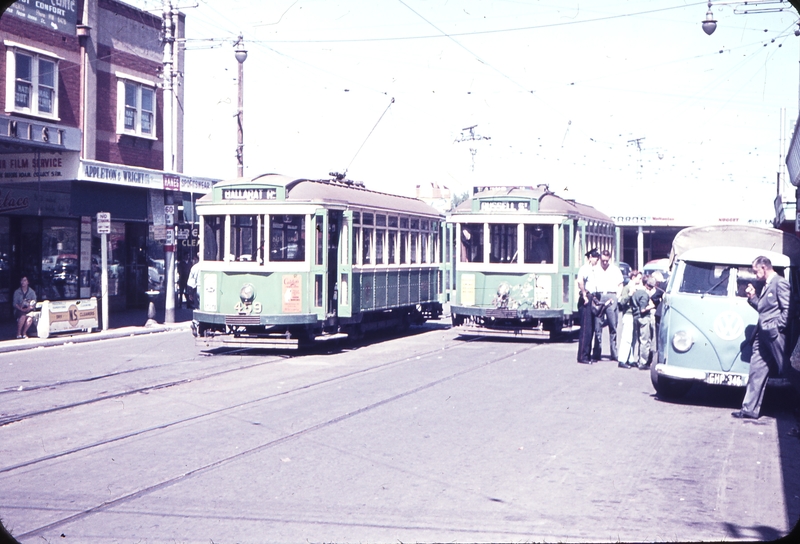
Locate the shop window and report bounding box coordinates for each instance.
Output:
[270,214,305,262]
[116,74,156,138]
[90,221,126,298]
[204,216,224,261]
[5,43,60,119]
[524,224,553,264]
[230,215,257,262]
[41,219,79,300]
[490,224,518,264]
[460,224,484,263]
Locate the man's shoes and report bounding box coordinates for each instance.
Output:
[15,335,22,339]
[577,359,593,365]
[618,362,633,369]
[731,410,759,419]
[638,363,650,370]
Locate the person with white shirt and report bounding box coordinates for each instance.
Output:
[592,249,624,361]
[576,249,600,364]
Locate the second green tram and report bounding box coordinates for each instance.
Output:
[447,185,616,340]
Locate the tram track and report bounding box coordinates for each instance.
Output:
[14,335,542,541]
[0,352,292,427]
[0,332,489,473]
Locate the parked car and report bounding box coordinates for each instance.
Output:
[618,261,631,284]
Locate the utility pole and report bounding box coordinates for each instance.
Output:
[235,35,247,177]
[162,0,176,323]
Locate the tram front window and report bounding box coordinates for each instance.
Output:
[490,224,517,264]
[204,215,224,261]
[460,224,484,263]
[524,224,553,264]
[230,215,257,262]
[270,215,305,262]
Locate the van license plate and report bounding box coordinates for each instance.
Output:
[705,372,744,387]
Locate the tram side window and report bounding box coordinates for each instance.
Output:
[524,224,553,264]
[400,231,408,264]
[490,224,518,264]
[230,215,257,262]
[204,215,224,261]
[270,215,305,262]
[388,230,397,264]
[460,224,484,263]
[376,229,385,264]
[363,228,372,264]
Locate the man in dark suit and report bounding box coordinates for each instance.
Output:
[733,256,791,419]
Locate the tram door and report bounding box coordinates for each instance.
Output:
[327,210,342,319]
[338,210,353,318]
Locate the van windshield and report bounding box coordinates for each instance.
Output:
[679,262,734,297]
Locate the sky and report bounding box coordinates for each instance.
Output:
[125,0,800,221]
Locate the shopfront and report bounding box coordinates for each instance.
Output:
[0,149,215,320]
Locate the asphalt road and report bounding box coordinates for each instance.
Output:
[1,323,799,543]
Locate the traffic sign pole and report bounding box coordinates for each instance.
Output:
[97,212,111,331]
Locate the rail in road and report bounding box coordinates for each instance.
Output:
[1,326,799,542]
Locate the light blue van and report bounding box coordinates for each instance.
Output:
[652,225,800,398]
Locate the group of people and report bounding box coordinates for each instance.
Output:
[576,248,663,369]
[577,249,800,429]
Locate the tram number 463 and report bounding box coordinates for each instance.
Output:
[234,302,262,314]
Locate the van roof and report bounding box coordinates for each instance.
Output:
[679,246,790,267]
[670,225,800,267]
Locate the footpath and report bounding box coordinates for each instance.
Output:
[0,304,194,354]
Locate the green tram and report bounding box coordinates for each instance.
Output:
[192,173,445,349]
[447,184,615,340]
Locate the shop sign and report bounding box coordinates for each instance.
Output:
[6,0,78,35]
[164,174,181,191]
[0,152,78,182]
[0,187,70,216]
[80,160,217,195]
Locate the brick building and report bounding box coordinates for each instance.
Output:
[0,0,214,319]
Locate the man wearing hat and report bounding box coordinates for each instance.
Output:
[576,249,600,363]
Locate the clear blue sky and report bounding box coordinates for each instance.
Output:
[127,0,800,221]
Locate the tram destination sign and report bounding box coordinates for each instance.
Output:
[479,200,530,212]
[222,188,277,201]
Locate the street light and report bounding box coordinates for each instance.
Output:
[235,35,247,178]
[702,2,718,35]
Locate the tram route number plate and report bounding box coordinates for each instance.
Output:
[705,372,744,387]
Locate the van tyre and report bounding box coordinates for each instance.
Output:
[651,363,692,399]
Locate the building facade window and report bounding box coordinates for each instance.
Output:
[116,75,157,138]
[4,43,60,119]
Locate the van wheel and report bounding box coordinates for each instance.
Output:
[651,364,692,398]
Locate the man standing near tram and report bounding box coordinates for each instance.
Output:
[592,249,624,362]
[576,249,599,364]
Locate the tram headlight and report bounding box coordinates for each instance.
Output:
[672,330,693,353]
[240,283,255,303]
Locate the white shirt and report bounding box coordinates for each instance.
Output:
[594,262,624,293]
[578,262,597,293]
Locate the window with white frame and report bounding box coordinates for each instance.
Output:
[4,43,60,119]
[116,75,156,138]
